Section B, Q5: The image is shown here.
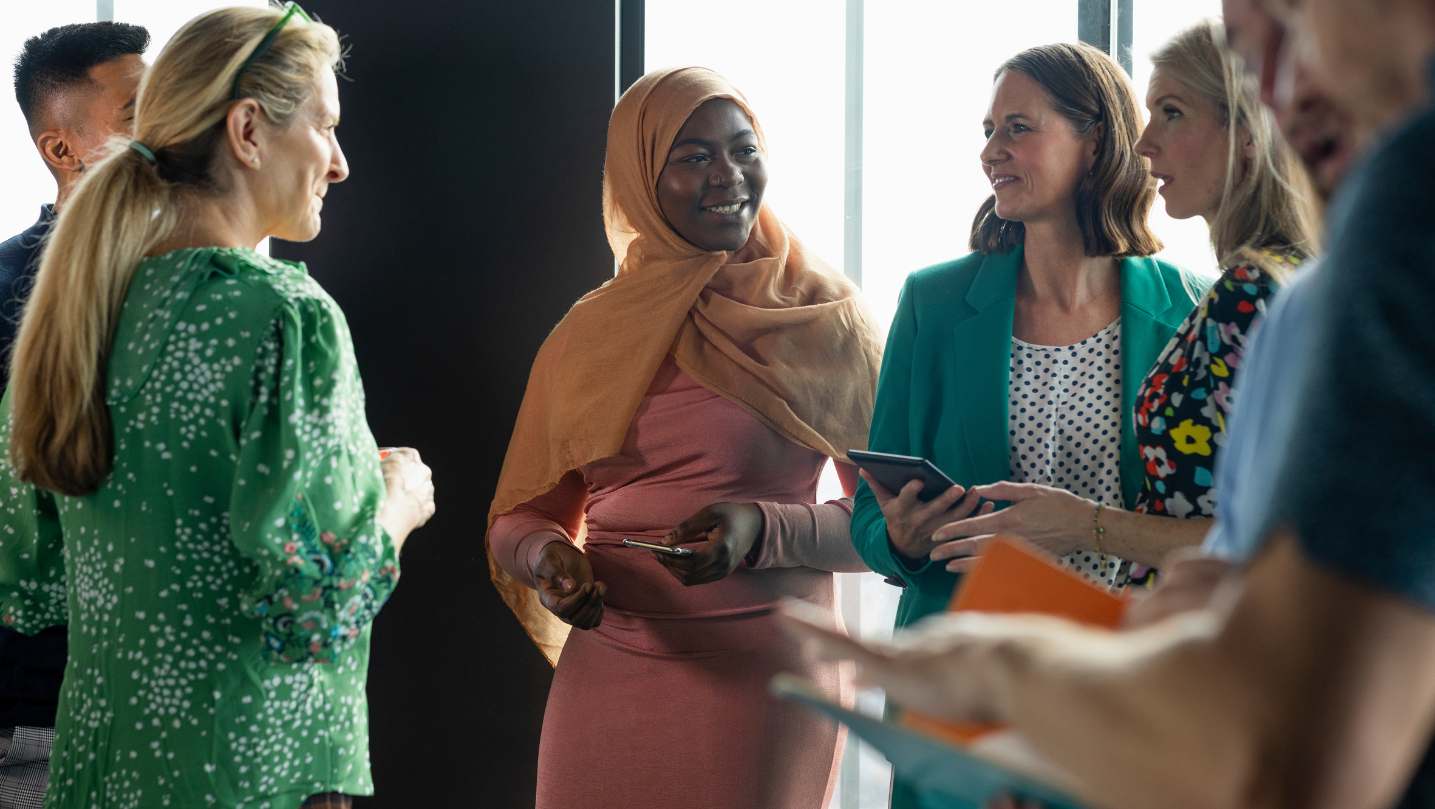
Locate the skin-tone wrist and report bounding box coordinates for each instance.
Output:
[1082,507,1213,568]
[377,495,420,554]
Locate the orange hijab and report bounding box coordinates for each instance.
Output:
[487,67,882,664]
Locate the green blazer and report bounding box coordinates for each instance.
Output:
[851,246,1205,632]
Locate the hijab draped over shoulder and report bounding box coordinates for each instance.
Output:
[487,67,882,664]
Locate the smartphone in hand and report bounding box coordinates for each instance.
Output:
[847,449,960,502]
[622,537,695,557]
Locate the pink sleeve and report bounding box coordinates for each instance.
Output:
[488,471,587,588]
[748,497,867,573]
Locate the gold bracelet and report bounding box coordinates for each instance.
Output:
[1092,502,1107,555]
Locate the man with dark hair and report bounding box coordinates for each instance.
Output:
[0,20,147,809]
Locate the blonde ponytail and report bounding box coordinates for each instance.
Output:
[9,5,341,495]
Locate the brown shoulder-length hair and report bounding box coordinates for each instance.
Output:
[970,42,1162,258]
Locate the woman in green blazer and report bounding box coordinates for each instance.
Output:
[852,49,1202,806]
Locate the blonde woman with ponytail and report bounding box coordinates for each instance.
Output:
[928,21,1319,584]
[0,5,434,808]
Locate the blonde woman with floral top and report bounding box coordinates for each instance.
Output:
[929,20,1319,579]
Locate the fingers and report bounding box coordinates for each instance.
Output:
[944,554,984,574]
[543,579,606,628]
[927,487,984,532]
[858,469,895,502]
[778,599,892,666]
[913,484,968,525]
[568,582,607,629]
[931,508,1006,543]
[969,481,1033,502]
[930,536,986,562]
[667,507,720,546]
[654,543,724,586]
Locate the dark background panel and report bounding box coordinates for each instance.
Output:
[274,2,619,805]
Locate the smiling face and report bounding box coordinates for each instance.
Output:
[980,70,1097,226]
[1136,67,1233,221]
[257,68,349,243]
[655,98,767,252]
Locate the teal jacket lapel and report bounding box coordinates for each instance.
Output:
[1118,256,1187,507]
[943,250,1189,508]
[948,248,1022,488]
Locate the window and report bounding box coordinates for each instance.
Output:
[110,0,264,65]
[0,1,95,237]
[0,1,264,242]
[861,1,1077,330]
[1133,0,1226,276]
[645,3,847,270]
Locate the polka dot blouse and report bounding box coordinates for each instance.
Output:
[1008,319,1129,585]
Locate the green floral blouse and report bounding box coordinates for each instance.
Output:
[0,248,398,808]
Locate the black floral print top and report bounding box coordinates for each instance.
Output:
[1133,258,1292,519]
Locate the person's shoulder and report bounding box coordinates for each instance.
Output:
[902,250,993,306]
[190,248,338,316]
[131,247,342,339]
[1126,254,1211,311]
[1331,105,1435,236]
[0,224,45,283]
[908,251,985,285]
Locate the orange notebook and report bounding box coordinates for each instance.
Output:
[902,534,1129,745]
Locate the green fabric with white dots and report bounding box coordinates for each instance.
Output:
[0,247,397,808]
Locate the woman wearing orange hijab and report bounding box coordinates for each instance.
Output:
[487,67,882,808]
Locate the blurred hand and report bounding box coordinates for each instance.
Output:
[930,482,1091,573]
[779,598,1075,724]
[861,470,993,562]
[377,447,436,553]
[1123,552,1236,629]
[650,502,763,586]
[533,541,606,630]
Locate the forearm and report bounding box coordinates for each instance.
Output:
[979,534,1435,809]
[751,499,867,572]
[981,612,1265,809]
[488,510,571,588]
[1086,508,1211,568]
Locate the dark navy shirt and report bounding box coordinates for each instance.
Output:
[0,204,67,730]
[0,206,53,365]
[1264,61,1435,808]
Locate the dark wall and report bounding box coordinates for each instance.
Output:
[274,2,617,805]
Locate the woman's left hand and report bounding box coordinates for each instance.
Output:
[652,502,764,586]
[929,482,1095,573]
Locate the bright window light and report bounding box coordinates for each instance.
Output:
[1132,0,1226,277]
[645,2,847,272]
[0,1,95,237]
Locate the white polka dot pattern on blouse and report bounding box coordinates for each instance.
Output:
[1008,319,1128,585]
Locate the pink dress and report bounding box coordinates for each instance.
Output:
[490,359,865,809]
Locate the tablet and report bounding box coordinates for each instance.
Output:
[847,449,959,502]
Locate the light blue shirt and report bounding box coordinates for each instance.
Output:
[1201,262,1319,561]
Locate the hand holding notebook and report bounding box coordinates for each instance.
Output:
[776,536,1129,808]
